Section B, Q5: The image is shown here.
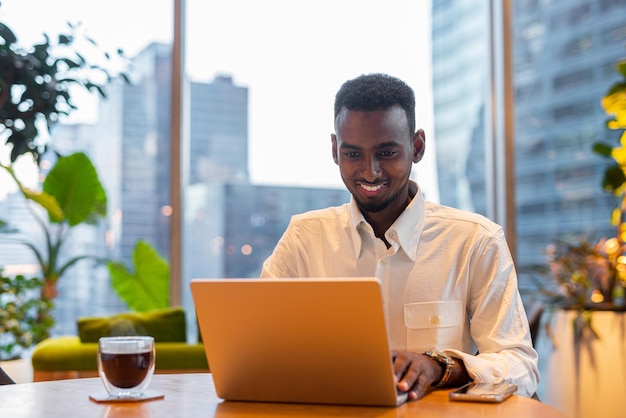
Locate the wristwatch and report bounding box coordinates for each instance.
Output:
[423,349,455,388]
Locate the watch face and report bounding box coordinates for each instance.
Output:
[425,350,455,388]
[440,354,454,365]
[424,350,455,365]
[427,350,454,365]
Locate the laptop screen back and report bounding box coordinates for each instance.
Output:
[190,277,404,406]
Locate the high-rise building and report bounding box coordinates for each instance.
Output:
[513,1,626,274]
[431,1,491,214]
[431,1,626,287]
[189,75,249,184]
[103,42,174,265]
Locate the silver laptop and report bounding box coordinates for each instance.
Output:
[190,277,408,407]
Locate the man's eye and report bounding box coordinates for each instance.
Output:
[344,152,361,158]
[379,151,396,158]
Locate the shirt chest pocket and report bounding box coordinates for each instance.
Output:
[404,301,464,352]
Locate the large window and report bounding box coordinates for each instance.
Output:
[181,0,437,337]
[0,1,437,339]
[8,0,622,347]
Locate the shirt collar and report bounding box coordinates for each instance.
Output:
[348,180,426,261]
[348,195,367,259]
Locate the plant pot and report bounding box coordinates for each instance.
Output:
[542,309,626,418]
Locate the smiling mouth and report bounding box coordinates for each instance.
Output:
[359,183,386,192]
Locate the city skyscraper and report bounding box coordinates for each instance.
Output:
[189,75,249,184]
[513,1,626,274]
[431,1,626,288]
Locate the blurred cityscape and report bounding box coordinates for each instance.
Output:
[0,42,349,337]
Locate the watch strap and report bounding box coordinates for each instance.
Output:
[423,349,455,388]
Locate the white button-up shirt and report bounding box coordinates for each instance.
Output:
[260,182,540,397]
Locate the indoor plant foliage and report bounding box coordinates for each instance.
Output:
[107,240,170,312]
[0,19,127,348]
[0,269,51,360]
[588,57,626,309]
[1,151,107,341]
[2,151,170,349]
[545,235,625,311]
[0,20,128,163]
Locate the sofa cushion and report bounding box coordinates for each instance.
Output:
[31,336,208,372]
[77,306,186,343]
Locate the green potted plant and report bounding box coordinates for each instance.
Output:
[0,19,128,350]
[2,150,171,354]
[0,17,173,361]
[1,151,108,339]
[107,239,170,312]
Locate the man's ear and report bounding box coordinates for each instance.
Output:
[412,129,425,163]
[331,134,339,165]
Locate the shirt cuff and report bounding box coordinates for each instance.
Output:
[442,349,508,383]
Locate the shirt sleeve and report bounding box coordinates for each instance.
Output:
[260,216,306,278]
[260,231,293,278]
[445,228,540,397]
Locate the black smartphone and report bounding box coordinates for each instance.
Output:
[449,382,517,403]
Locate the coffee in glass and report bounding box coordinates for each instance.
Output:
[97,336,155,398]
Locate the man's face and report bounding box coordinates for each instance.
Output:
[331,106,424,216]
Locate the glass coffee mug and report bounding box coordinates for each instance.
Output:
[97,336,156,399]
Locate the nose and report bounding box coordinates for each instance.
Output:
[362,156,382,181]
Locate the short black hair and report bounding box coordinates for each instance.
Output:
[333,73,416,134]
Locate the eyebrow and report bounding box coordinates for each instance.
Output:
[339,141,401,150]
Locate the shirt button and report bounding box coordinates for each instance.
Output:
[430,316,440,325]
[379,259,387,266]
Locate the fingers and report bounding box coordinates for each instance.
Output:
[393,352,440,400]
[406,373,431,400]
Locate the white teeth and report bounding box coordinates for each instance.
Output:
[360,183,383,192]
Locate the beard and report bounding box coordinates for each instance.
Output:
[353,178,409,214]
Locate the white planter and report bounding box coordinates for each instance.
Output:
[542,309,626,418]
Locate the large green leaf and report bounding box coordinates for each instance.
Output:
[107,241,170,312]
[43,152,107,226]
[1,163,64,222]
[19,187,64,223]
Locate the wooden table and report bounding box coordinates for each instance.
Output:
[0,373,566,417]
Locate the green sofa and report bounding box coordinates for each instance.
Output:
[31,307,209,381]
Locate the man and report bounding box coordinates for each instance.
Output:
[260,73,539,400]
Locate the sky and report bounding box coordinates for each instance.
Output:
[0,0,438,200]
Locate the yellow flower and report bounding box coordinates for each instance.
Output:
[602,89,626,130]
[612,140,626,166]
[613,207,623,226]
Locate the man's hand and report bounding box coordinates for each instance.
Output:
[391,349,443,400]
